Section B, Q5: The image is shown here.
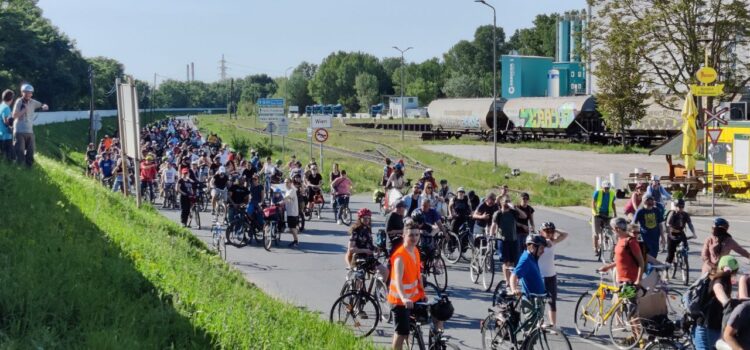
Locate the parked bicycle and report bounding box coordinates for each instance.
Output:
[421,232,448,293]
[470,234,496,292]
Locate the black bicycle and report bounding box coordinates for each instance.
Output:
[405,293,459,350]
[670,236,696,286]
[421,234,449,293]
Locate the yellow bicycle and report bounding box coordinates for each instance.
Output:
[574,271,645,350]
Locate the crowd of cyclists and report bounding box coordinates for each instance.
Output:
[83,116,750,350]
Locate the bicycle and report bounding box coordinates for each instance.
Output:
[573,270,645,349]
[469,234,496,292]
[646,264,686,321]
[338,255,389,323]
[187,196,201,229]
[195,182,210,212]
[262,201,284,251]
[406,296,460,350]
[303,189,324,221]
[224,207,263,248]
[439,219,462,265]
[594,215,615,263]
[215,201,227,224]
[640,315,693,350]
[335,194,352,225]
[211,222,226,260]
[421,233,449,293]
[162,186,177,209]
[669,236,696,286]
[481,285,572,350]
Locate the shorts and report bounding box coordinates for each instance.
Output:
[499,239,519,265]
[286,215,299,229]
[544,275,557,311]
[392,305,412,336]
[593,216,610,235]
[473,224,487,238]
[211,188,228,201]
[307,187,322,202]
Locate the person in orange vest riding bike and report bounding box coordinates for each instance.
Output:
[388,219,426,349]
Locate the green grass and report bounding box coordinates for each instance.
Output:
[419,138,649,154]
[0,157,372,349]
[198,115,592,206]
[342,117,431,125]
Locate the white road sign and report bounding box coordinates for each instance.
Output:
[273,116,289,136]
[258,98,285,123]
[311,114,332,128]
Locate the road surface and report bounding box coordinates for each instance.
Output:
[156,194,745,349]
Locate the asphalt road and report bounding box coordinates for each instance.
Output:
[155,193,750,350]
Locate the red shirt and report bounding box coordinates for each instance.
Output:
[140,161,158,181]
[615,237,642,283]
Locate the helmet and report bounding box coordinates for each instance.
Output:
[643,193,654,200]
[718,255,739,273]
[274,187,283,193]
[411,212,425,225]
[439,179,448,185]
[456,187,465,193]
[21,84,34,93]
[601,181,611,188]
[276,159,282,165]
[146,155,154,161]
[713,217,729,228]
[430,297,455,321]
[218,166,226,174]
[674,199,685,207]
[652,175,660,182]
[540,222,556,231]
[526,234,548,247]
[357,208,372,218]
[424,168,433,175]
[394,163,403,170]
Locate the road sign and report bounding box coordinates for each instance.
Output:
[257,98,284,107]
[314,128,329,143]
[311,114,333,128]
[289,106,299,113]
[258,98,286,123]
[690,84,724,96]
[266,122,276,134]
[704,107,729,125]
[707,128,723,145]
[274,116,289,136]
[696,67,718,84]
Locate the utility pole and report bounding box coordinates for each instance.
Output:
[229,78,234,118]
[191,62,195,82]
[219,54,228,81]
[393,46,412,141]
[186,64,190,81]
[88,65,95,144]
[475,0,498,172]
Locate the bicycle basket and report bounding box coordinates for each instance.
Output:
[263,206,278,219]
[413,304,429,324]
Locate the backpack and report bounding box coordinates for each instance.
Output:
[682,272,712,318]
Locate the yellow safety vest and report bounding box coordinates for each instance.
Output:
[592,190,615,216]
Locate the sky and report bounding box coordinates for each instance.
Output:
[37,0,586,83]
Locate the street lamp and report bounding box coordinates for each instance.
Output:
[475,0,498,171]
[393,46,412,141]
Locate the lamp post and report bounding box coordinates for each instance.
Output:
[475,0,498,171]
[393,46,412,141]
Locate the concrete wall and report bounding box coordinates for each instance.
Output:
[33,108,227,126]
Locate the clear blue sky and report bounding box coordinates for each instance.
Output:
[37,0,586,83]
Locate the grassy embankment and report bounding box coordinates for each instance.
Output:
[198,115,592,206]
[0,119,372,349]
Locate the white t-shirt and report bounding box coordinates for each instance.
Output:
[538,242,556,277]
[284,187,299,217]
[163,168,177,184]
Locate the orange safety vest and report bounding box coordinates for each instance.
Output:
[387,246,425,305]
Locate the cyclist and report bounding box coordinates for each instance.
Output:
[693,255,745,350]
[283,178,300,247]
[385,163,406,190]
[624,182,646,222]
[388,219,426,350]
[385,201,407,257]
[719,298,750,350]
[177,168,195,227]
[261,156,276,196]
[447,187,471,235]
[472,192,498,239]
[346,208,388,277]
[382,158,393,186]
[418,182,442,211]
[85,143,97,176]
[98,152,114,183]
[438,179,450,201]
[490,196,528,282]
[209,166,229,215]
[331,170,352,225]
[633,193,664,258]
[245,174,264,228]
[140,155,158,201]
[701,218,750,274]
[538,222,569,329]
[227,177,250,225]
[304,165,323,213]
[664,199,696,267]
[598,217,645,287]
[515,192,535,252]
[646,175,672,205]
[591,181,616,256]
[401,184,422,217]
[161,162,178,201]
[509,235,548,326]
[271,159,284,184]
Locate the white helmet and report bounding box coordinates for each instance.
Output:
[21,84,34,93]
[601,181,611,188]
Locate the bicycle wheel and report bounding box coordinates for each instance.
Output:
[481,313,515,350]
[461,235,474,262]
[192,206,201,229]
[315,203,322,219]
[643,339,680,350]
[679,252,690,286]
[216,203,227,224]
[470,258,481,284]
[423,281,443,302]
[405,324,425,350]
[431,256,448,293]
[573,290,602,338]
[225,222,247,247]
[303,207,312,221]
[341,207,352,225]
[441,231,461,265]
[482,253,495,292]
[608,303,643,350]
[196,195,206,212]
[491,281,508,307]
[329,291,380,338]
[211,225,226,260]
[263,223,273,251]
[524,327,572,350]
[372,278,391,323]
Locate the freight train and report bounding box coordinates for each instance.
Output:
[423,96,682,147]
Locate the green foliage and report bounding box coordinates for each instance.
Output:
[392,58,447,105]
[354,73,379,112]
[592,14,649,143]
[0,156,372,349]
[508,14,560,57]
[442,25,509,97]
[443,73,482,98]
[87,56,124,109]
[308,51,393,111]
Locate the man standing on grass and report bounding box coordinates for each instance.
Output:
[0,90,14,160]
[12,84,48,167]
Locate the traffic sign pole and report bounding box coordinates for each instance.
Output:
[707,127,723,216]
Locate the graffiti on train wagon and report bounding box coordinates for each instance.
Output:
[441,110,481,129]
[518,102,578,128]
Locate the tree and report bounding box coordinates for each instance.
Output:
[87,56,124,109]
[309,51,391,112]
[592,15,649,145]
[443,73,482,98]
[443,25,509,97]
[591,0,750,110]
[282,62,315,110]
[508,14,560,57]
[354,73,379,112]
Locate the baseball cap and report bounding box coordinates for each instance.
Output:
[181,168,189,174]
[457,187,465,193]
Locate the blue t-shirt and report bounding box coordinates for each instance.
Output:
[99,159,114,177]
[592,190,614,216]
[0,103,12,141]
[633,206,663,256]
[513,250,546,296]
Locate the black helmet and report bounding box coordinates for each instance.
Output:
[430,296,454,321]
[674,199,685,207]
[411,212,425,225]
[540,222,556,231]
[713,217,729,227]
[526,234,548,247]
